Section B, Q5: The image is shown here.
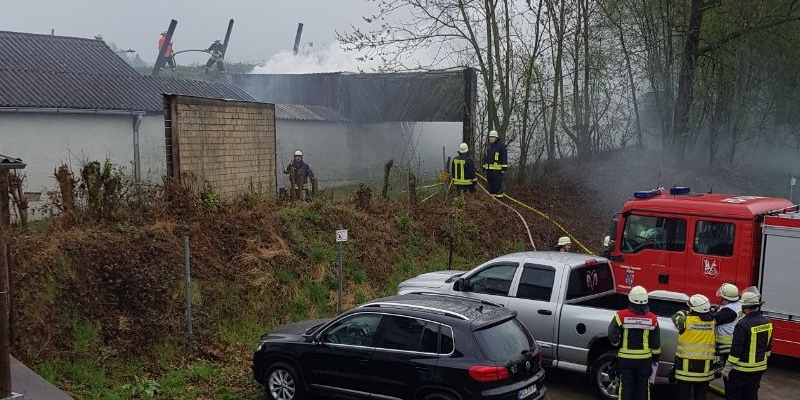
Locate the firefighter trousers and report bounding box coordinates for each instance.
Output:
[676,380,710,400]
[618,358,651,400]
[725,370,763,400]
[486,170,503,196]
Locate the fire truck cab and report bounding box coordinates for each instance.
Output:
[603,186,800,357]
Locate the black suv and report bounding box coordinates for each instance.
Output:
[252,293,546,400]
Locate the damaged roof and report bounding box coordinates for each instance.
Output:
[276,104,349,122]
[0,30,255,113]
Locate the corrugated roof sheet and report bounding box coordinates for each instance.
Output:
[0,30,255,112]
[0,153,25,168]
[275,104,349,122]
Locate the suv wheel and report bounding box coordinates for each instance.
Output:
[422,391,456,400]
[590,351,619,400]
[266,362,304,400]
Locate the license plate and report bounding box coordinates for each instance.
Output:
[518,384,537,399]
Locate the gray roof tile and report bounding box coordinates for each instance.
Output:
[0,30,255,112]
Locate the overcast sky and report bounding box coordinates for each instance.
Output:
[1,0,380,67]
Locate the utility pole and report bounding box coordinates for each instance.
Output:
[0,154,25,398]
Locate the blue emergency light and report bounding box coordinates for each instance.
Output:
[634,189,659,199]
[670,186,691,195]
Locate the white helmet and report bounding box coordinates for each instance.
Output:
[628,286,648,305]
[688,294,711,313]
[458,143,469,153]
[741,291,764,308]
[717,283,740,302]
[294,150,303,156]
[488,130,499,138]
[215,37,221,42]
[557,236,571,247]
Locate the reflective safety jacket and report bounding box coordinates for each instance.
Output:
[451,153,477,186]
[482,141,508,171]
[608,307,661,360]
[158,34,174,57]
[728,311,773,373]
[673,312,716,382]
[714,302,743,354]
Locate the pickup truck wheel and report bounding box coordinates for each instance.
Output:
[590,352,619,400]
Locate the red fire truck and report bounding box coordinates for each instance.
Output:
[602,186,800,358]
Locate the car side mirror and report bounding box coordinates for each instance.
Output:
[453,277,465,292]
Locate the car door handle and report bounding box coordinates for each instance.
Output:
[415,366,430,372]
[537,309,552,315]
[356,358,369,364]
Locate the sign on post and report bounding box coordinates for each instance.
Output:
[335,228,348,313]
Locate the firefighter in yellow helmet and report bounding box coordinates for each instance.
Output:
[608,285,661,400]
[722,289,772,400]
[713,283,743,369]
[671,294,716,400]
[451,143,476,193]
[555,236,572,252]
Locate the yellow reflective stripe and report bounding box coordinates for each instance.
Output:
[452,159,471,185]
[675,359,713,382]
[494,152,499,162]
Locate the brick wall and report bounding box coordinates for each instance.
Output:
[166,95,276,198]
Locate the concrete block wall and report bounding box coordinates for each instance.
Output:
[169,96,276,198]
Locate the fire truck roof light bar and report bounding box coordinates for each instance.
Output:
[670,186,691,195]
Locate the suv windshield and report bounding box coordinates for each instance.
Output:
[473,318,534,361]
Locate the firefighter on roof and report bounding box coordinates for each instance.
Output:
[284,150,315,201]
[157,31,176,71]
[451,142,476,193]
[722,289,772,400]
[482,130,507,197]
[671,294,716,400]
[608,285,661,400]
[204,37,227,74]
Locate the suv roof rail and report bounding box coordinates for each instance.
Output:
[402,291,506,309]
[360,301,470,320]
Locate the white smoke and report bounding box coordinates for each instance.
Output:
[251,42,381,74]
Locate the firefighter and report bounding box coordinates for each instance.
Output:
[671,294,716,400]
[714,283,743,368]
[482,130,507,197]
[204,38,227,74]
[284,150,315,201]
[608,285,661,400]
[555,236,572,252]
[451,143,477,193]
[722,290,772,400]
[157,31,176,71]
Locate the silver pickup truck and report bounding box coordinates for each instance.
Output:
[398,251,689,400]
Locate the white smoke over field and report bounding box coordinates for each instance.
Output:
[251,42,383,74]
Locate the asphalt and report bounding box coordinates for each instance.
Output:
[10,357,73,400]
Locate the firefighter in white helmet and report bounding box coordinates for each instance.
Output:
[482,130,507,197]
[722,288,772,400]
[671,294,716,400]
[608,285,661,400]
[713,283,743,368]
[555,236,572,252]
[284,150,315,201]
[451,143,477,193]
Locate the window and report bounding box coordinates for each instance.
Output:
[464,264,517,296]
[440,325,454,354]
[566,263,615,300]
[322,313,382,347]
[694,221,735,256]
[621,214,687,253]
[375,315,428,352]
[516,264,556,301]
[473,318,534,361]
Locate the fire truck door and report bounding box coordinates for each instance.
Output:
[615,214,685,292]
[684,218,738,298]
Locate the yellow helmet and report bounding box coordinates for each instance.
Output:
[557,236,571,247]
[716,283,740,302]
[688,294,711,313]
[458,143,469,153]
[628,286,648,305]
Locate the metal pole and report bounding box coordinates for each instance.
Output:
[448,214,455,269]
[0,171,11,397]
[337,227,343,314]
[547,204,554,250]
[184,234,193,351]
[152,19,178,76]
[293,23,304,55]
[790,177,796,203]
